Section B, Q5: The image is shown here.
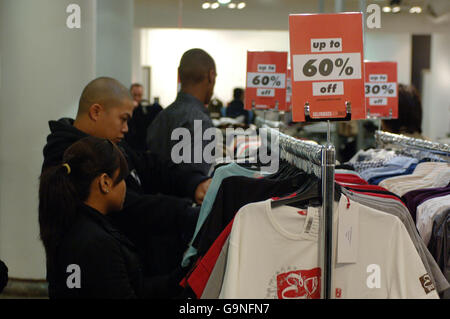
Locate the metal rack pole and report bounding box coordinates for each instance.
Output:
[264,121,336,299]
[320,122,335,299]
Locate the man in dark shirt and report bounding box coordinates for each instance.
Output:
[147,48,216,176]
[125,83,163,152]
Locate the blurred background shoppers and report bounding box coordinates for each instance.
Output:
[225,88,253,125]
[382,84,424,139]
[126,83,163,152]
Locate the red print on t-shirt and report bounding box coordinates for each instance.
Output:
[277,268,321,299]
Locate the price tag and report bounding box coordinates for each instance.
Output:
[337,196,359,264]
[289,13,366,121]
[245,51,288,111]
[364,61,398,119]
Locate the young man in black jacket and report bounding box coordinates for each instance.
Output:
[41,77,212,293]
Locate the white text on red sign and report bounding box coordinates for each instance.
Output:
[369,74,388,82]
[257,64,276,72]
[365,82,396,97]
[312,81,344,96]
[369,98,388,106]
[257,88,275,97]
[247,73,286,89]
[311,38,342,52]
[292,53,362,81]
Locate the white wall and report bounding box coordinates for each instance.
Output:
[0,0,136,280]
[0,0,96,279]
[422,33,450,141]
[364,33,411,85]
[141,28,290,107]
[96,0,134,87]
[141,28,412,107]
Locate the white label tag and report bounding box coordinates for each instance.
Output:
[337,197,359,264]
[311,38,342,52]
[312,81,344,96]
[369,74,387,82]
[369,97,387,106]
[292,53,362,81]
[257,64,276,72]
[257,88,275,97]
[303,211,314,234]
[247,72,286,89]
[365,82,397,97]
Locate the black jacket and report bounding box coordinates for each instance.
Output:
[48,204,183,299]
[41,118,202,281]
[125,103,163,152]
[0,260,7,293]
[42,118,208,201]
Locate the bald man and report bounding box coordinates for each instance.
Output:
[42,77,211,297]
[147,48,216,175]
[43,77,210,203]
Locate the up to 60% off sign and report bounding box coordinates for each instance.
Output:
[247,66,285,97]
[245,51,288,110]
[293,40,362,107]
[289,13,366,121]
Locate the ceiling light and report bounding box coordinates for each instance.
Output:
[237,2,246,9]
[409,6,422,14]
[202,2,210,9]
[382,6,392,13]
[392,6,401,13]
[218,0,231,4]
[228,3,236,9]
[211,2,219,9]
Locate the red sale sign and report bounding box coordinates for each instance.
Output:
[364,61,398,119]
[245,51,288,111]
[289,13,366,122]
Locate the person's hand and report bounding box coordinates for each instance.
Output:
[194,178,212,205]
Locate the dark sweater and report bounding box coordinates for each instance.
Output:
[47,204,183,298]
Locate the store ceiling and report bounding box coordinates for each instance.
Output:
[134,0,449,30]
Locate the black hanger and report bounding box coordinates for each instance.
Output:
[266,160,299,180]
[271,178,321,209]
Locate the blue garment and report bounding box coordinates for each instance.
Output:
[369,162,418,185]
[182,163,267,267]
[360,156,418,182]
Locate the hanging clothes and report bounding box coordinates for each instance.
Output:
[218,196,439,299]
[182,162,268,267]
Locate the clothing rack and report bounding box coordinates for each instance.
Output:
[375,130,450,162]
[255,116,285,130]
[257,116,336,299]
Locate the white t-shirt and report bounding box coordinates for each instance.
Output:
[219,196,439,299]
